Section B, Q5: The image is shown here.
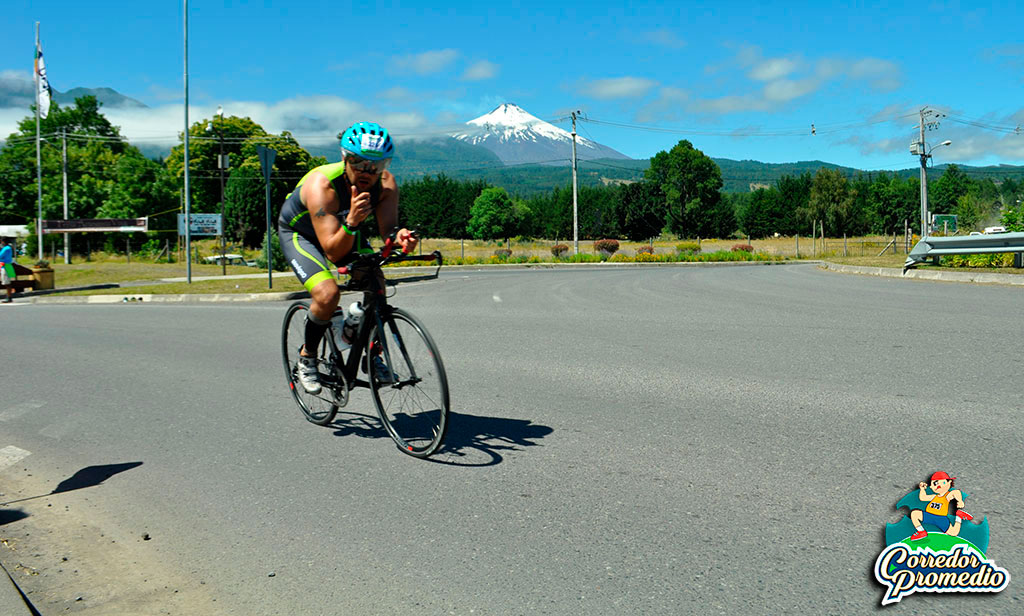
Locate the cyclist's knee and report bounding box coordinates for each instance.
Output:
[310,279,340,311]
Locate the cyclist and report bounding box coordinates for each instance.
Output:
[279,121,417,394]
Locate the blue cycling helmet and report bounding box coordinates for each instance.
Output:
[339,122,394,160]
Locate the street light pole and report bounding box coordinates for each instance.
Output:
[213,106,227,275]
[913,108,950,238]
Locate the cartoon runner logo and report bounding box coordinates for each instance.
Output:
[874,471,1010,605]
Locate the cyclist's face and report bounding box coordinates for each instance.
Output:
[344,155,387,191]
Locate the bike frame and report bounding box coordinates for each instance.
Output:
[325,250,442,391]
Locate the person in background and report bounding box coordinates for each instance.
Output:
[0,237,15,303]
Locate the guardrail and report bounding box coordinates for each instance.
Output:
[903,232,1024,273]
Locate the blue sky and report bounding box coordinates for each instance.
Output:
[3,1,1024,171]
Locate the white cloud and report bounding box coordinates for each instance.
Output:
[392,49,459,75]
[461,60,498,81]
[0,95,433,150]
[636,87,690,122]
[762,78,820,102]
[694,46,904,115]
[748,58,799,81]
[848,58,901,91]
[378,86,415,101]
[640,29,686,49]
[582,77,658,100]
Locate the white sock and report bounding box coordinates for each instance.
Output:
[914,525,925,532]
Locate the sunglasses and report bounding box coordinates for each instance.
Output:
[345,155,390,175]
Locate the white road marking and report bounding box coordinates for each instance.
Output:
[0,400,45,421]
[0,445,31,472]
[492,294,502,302]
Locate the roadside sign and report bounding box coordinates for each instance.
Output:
[177,213,223,236]
[42,218,148,233]
[257,146,276,181]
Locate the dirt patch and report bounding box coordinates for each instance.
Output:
[1,471,228,615]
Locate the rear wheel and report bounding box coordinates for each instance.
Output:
[368,308,450,457]
[281,301,340,425]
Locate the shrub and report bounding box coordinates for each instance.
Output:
[731,244,754,253]
[551,243,569,257]
[493,249,512,259]
[593,239,619,255]
[566,253,601,263]
[942,253,1014,268]
[634,252,660,262]
[255,229,288,271]
[609,253,633,262]
[636,245,654,255]
[675,241,701,254]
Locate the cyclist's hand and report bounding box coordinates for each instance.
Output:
[347,185,373,226]
[397,228,418,254]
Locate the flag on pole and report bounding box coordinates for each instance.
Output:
[34,42,51,119]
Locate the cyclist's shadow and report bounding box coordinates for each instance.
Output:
[329,409,553,467]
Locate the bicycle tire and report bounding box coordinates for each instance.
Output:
[281,301,338,426]
[368,307,450,457]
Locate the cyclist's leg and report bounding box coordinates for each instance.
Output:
[279,224,341,357]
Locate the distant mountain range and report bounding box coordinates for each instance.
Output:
[0,74,147,110]
[4,85,1024,194]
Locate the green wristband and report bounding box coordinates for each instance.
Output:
[341,223,354,234]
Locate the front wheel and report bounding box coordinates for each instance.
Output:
[368,308,450,457]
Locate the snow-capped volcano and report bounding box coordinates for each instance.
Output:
[452,103,630,165]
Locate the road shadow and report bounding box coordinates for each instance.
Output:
[51,462,144,494]
[0,508,29,526]
[0,462,143,506]
[329,409,552,466]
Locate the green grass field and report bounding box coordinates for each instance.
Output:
[16,235,1021,297]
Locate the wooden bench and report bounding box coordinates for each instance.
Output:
[5,262,36,293]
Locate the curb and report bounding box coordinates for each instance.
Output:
[0,562,35,616]
[820,262,1024,286]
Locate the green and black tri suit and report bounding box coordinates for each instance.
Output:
[277,161,383,292]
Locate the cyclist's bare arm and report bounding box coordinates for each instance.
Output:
[302,172,359,263]
[373,177,418,252]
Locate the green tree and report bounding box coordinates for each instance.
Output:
[615,181,665,241]
[468,187,519,241]
[645,140,724,238]
[399,174,482,239]
[219,130,324,248]
[737,187,780,239]
[775,173,811,235]
[930,164,971,215]
[166,115,268,215]
[0,96,179,256]
[868,173,919,234]
[804,168,853,235]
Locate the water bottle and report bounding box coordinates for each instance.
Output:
[340,301,364,347]
[330,310,349,350]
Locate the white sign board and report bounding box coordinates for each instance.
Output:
[177,214,223,236]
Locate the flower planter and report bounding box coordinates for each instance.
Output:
[32,267,54,290]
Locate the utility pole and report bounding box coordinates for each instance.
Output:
[918,108,928,238]
[62,129,69,264]
[35,22,43,263]
[212,106,228,275]
[914,107,947,238]
[571,110,579,255]
[183,0,192,283]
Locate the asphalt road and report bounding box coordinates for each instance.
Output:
[1,264,1022,614]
